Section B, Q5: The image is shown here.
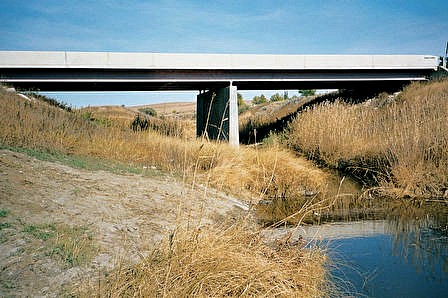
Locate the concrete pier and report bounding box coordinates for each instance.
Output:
[196,83,239,146]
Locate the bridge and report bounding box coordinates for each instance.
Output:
[0,51,440,146]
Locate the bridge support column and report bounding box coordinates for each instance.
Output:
[196,83,239,146]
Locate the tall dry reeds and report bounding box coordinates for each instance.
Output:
[81,220,327,297]
[288,80,448,198]
[239,99,308,144]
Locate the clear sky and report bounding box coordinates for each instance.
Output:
[1,0,446,107]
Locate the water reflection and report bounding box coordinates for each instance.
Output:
[326,232,448,297]
[386,202,448,280]
[316,201,448,297]
[262,199,448,297]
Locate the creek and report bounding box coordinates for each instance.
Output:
[314,218,447,297]
[264,201,448,297]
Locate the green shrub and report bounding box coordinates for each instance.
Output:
[252,94,267,105]
[0,209,8,217]
[299,89,316,97]
[237,93,248,114]
[139,107,157,117]
[270,92,286,102]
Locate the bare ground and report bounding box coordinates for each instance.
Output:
[0,149,248,297]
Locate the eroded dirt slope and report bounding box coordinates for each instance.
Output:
[0,149,248,297]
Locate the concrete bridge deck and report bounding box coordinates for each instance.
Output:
[0,51,439,91]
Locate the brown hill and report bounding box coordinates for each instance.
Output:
[129,102,196,118]
[79,105,138,122]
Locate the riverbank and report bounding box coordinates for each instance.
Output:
[287,79,448,199]
[0,148,329,296]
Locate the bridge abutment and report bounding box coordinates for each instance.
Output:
[196,83,239,146]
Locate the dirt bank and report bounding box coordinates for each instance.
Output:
[0,149,248,297]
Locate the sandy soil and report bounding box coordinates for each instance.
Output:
[0,149,248,297]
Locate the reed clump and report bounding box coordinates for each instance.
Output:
[145,115,191,138]
[81,220,327,297]
[287,80,448,198]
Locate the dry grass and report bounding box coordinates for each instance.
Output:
[130,101,196,118]
[80,105,137,122]
[81,105,195,138]
[0,87,329,205]
[144,115,194,139]
[79,220,328,297]
[239,98,312,144]
[51,225,97,268]
[0,87,335,297]
[21,222,97,267]
[205,145,328,201]
[287,80,448,198]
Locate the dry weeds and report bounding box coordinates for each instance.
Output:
[288,80,448,198]
[80,220,327,298]
[0,87,329,205]
[0,87,332,297]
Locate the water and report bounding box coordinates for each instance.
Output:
[308,220,448,297]
[260,195,448,297]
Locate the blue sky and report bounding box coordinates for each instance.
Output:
[1,0,446,107]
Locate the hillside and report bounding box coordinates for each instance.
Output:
[79,102,196,124]
[79,105,138,122]
[129,101,196,118]
[0,149,247,296]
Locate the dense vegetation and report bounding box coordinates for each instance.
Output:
[82,221,327,297]
[287,80,448,199]
[138,106,157,117]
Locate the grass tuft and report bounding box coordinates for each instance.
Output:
[22,222,96,267]
[49,225,97,267]
[23,223,56,241]
[80,220,328,297]
[0,209,9,217]
[0,222,11,230]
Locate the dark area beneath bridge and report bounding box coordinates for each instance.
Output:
[2,68,432,91]
[239,85,406,145]
[8,80,413,92]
